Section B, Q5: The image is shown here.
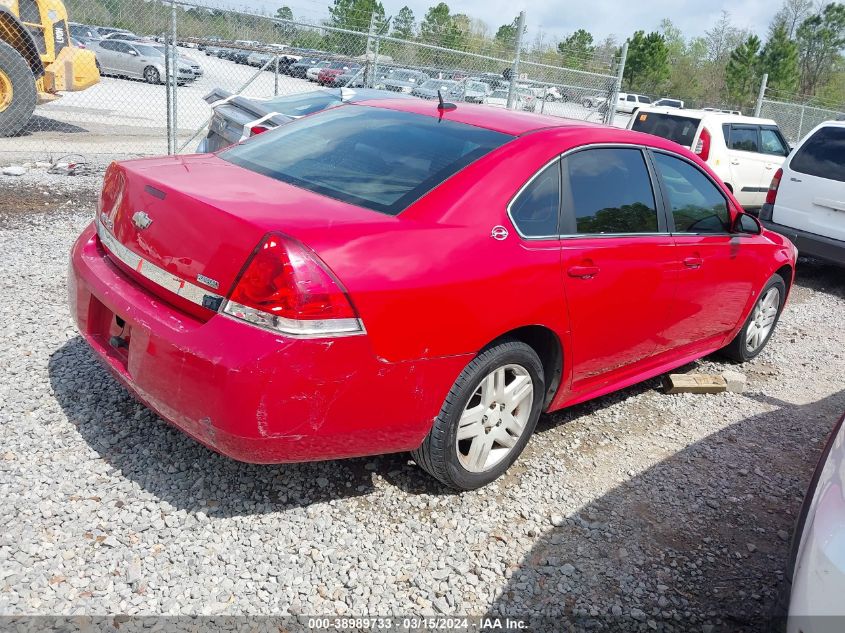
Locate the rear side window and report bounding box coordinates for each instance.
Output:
[221,106,513,215]
[651,152,730,233]
[631,113,701,147]
[729,125,759,152]
[760,128,788,156]
[509,161,560,238]
[563,148,658,234]
[790,126,845,182]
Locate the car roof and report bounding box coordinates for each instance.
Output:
[635,106,777,126]
[352,99,606,135]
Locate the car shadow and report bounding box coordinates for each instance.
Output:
[47,337,418,517]
[486,389,845,631]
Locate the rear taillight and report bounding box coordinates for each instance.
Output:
[98,164,125,225]
[223,233,363,336]
[250,125,270,136]
[765,168,783,206]
[694,127,711,161]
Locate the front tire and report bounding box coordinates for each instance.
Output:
[144,66,161,84]
[722,273,786,362]
[412,340,544,490]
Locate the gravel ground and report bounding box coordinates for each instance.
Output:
[0,172,843,631]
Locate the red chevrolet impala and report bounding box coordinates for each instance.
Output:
[69,99,796,489]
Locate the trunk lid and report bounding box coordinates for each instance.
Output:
[100,154,395,317]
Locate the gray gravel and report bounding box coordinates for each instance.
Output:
[1,173,843,630]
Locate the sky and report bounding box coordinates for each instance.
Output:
[231,0,778,42]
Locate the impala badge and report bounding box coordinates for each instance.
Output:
[132,211,153,230]
[197,273,220,290]
[491,225,509,241]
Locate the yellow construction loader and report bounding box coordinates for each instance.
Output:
[0,0,99,136]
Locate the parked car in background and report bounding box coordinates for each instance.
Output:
[515,86,538,111]
[92,39,195,84]
[484,88,522,110]
[306,61,332,81]
[247,51,275,67]
[69,22,101,45]
[197,87,414,152]
[760,121,845,266]
[774,411,845,631]
[317,61,359,86]
[616,92,652,113]
[72,100,795,491]
[463,79,490,103]
[94,26,126,38]
[288,57,324,78]
[103,31,144,41]
[629,108,790,209]
[412,79,463,100]
[653,97,684,108]
[379,69,430,93]
[582,94,608,109]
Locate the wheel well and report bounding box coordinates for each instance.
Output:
[492,326,562,409]
[775,263,793,295]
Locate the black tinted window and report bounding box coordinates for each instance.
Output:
[510,162,560,237]
[790,126,845,182]
[729,126,759,152]
[221,106,513,215]
[564,148,658,234]
[652,152,730,233]
[631,112,701,147]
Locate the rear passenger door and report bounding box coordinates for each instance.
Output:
[725,124,769,207]
[759,126,790,186]
[649,150,759,349]
[558,147,677,393]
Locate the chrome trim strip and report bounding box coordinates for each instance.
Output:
[96,219,224,310]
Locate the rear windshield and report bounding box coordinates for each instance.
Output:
[790,126,845,182]
[221,105,513,215]
[631,112,701,147]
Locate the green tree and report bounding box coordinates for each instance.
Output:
[275,5,293,20]
[494,16,523,48]
[392,5,415,39]
[420,2,452,45]
[760,23,800,93]
[558,29,594,69]
[770,0,814,38]
[796,3,845,95]
[328,0,385,33]
[725,35,762,108]
[624,30,670,94]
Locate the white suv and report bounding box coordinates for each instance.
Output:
[628,108,790,209]
[616,92,651,113]
[760,121,845,266]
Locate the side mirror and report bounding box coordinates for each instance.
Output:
[733,212,762,235]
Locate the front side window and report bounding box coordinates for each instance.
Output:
[790,126,845,182]
[221,106,513,215]
[651,152,730,234]
[563,148,659,235]
[760,128,788,156]
[729,125,760,152]
[509,161,560,238]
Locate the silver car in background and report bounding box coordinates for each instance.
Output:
[92,40,198,84]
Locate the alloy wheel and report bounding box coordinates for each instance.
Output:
[745,287,780,353]
[456,364,534,473]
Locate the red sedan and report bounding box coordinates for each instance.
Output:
[69,99,796,490]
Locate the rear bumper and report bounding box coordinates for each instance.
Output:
[69,222,468,464]
[760,210,845,266]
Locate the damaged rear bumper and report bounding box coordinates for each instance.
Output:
[69,222,468,463]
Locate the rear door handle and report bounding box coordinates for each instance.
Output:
[567,265,600,279]
[683,257,703,269]
[730,159,740,165]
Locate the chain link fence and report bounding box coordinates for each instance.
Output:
[0,0,623,164]
[760,98,845,147]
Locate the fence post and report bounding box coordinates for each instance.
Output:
[274,55,279,96]
[506,11,526,110]
[365,12,377,88]
[754,73,768,118]
[166,0,178,154]
[798,103,805,140]
[605,41,627,126]
[164,0,172,154]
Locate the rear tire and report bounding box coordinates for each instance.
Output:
[0,40,37,137]
[412,340,544,490]
[144,66,161,84]
[721,273,786,362]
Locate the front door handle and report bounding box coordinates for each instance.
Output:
[684,256,703,269]
[567,265,600,279]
